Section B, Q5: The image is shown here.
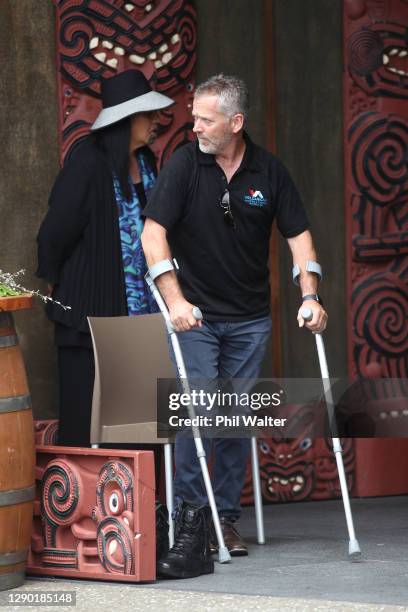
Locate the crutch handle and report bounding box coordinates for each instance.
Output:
[300,307,313,322]
[192,306,203,321]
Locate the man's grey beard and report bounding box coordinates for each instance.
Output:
[197,130,233,155]
[197,141,218,154]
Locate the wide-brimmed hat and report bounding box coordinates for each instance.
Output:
[91,69,174,131]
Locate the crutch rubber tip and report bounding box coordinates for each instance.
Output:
[348,539,362,561]
[218,546,231,563]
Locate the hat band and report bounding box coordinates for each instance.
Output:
[103,82,152,108]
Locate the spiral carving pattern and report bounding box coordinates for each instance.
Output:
[42,421,59,445]
[353,271,408,359]
[34,420,59,446]
[41,460,81,547]
[60,13,94,63]
[348,30,383,76]
[156,3,196,91]
[97,517,133,574]
[350,114,408,208]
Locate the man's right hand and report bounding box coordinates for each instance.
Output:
[169,299,203,332]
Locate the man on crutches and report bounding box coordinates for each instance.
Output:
[141,74,327,579]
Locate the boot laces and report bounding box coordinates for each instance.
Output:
[170,518,200,556]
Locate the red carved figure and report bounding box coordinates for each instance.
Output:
[54,0,196,165]
[344,0,408,377]
[241,438,354,506]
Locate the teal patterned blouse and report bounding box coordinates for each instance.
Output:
[113,151,159,316]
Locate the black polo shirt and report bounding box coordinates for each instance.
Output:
[143,133,309,321]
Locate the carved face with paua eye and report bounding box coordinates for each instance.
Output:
[256,437,316,503]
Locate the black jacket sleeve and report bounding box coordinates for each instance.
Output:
[36,149,93,284]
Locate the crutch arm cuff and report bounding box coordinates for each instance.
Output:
[148,259,176,281]
[292,261,323,286]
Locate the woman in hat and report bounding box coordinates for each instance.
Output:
[36,70,174,447]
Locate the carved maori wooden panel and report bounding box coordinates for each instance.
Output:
[343,0,408,378]
[241,438,354,505]
[54,0,196,167]
[28,447,155,582]
[342,0,408,498]
[34,420,59,446]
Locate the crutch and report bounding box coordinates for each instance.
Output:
[251,436,265,544]
[301,307,362,560]
[145,266,231,564]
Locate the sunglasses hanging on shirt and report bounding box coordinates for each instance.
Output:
[219,189,236,229]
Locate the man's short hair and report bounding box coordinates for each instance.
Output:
[194,74,249,120]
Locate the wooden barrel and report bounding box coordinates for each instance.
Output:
[0,307,35,590]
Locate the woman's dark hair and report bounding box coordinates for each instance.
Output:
[94,117,132,200]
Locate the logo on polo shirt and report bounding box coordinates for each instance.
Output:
[244,188,268,207]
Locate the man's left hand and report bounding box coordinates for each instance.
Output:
[297,300,328,333]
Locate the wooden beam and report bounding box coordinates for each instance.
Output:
[264,0,282,377]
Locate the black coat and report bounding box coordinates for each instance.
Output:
[36,138,156,333]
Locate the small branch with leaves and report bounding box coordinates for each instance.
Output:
[0,269,71,311]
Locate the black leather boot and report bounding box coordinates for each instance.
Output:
[156,502,169,565]
[157,501,214,579]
